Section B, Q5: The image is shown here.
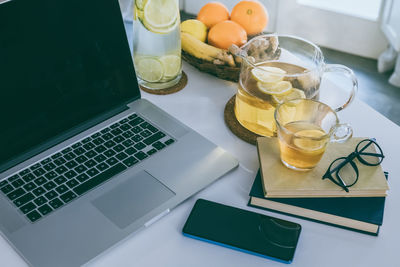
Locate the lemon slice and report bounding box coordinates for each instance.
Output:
[135,57,164,83]
[159,54,181,78]
[143,0,178,29]
[293,129,327,152]
[251,66,286,83]
[272,88,306,105]
[257,81,293,95]
[136,0,147,10]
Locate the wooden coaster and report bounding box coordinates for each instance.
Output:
[224,95,262,145]
[140,71,188,95]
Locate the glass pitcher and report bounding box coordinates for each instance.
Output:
[132,0,182,90]
[234,34,358,137]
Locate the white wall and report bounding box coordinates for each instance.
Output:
[182,0,388,59]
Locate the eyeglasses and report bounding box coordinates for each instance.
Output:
[322,138,384,192]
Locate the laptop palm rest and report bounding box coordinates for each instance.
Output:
[92,170,175,229]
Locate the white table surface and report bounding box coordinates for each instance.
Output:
[1,61,400,267]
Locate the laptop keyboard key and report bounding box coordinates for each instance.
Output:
[104,140,116,148]
[104,149,116,157]
[122,139,134,147]
[66,179,79,188]
[147,125,159,133]
[72,143,82,149]
[84,159,97,168]
[102,133,113,141]
[55,185,69,194]
[153,141,166,150]
[73,147,86,156]
[114,144,124,152]
[45,171,57,180]
[143,132,166,145]
[51,152,63,160]
[92,137,104,145]
[43,181,57,190]
[131,126,142,134]
[22,173,35,183]
[34,177,47,186]
[94,145,107,153]
[30,163,41,171]
[94,154,106,163]
[20,202,36,214]
[140,130,152,137]
[134,142,146,150]
[111,128,122,136]
[0,180,8,187]
[128,114,137,120]
[87,168,100,177]
[45,190,58,200]
[38,204,52,216]
[96,162,109,172]
[32,187,46,197]
[64,170,77,179]
[43,162,56,171]
[113,135,124,143]
[11,179,25,188]
[147,148,157,155]
[134,151,148,161]
[125,147,137,155]
[33,168,46,177]
[122,131,134,138]
[61,147,72,154]
[64,152,76,161]
[120,124,131,131]
[55,166,68,174]
[100,128,110,134]
[123,157,138,167]
[76,155,88,164]
[60,191,77,203]
[34,196,47,206]
[27,210,41,222]
[83,142,95,150]
[110,122,120,129]
[73,163,127,196]
[19,169,30,177]
[85,150,97,159]
[23,182,37,191]
[1,184,14,194]
[116,152,128,161]
[65,160,78,169]
[14,192,35,207]
[129,117,144,126]
[54,158,67,166]
[41,158,52,165]
[49,198,63,209]
[75,165,88,174]
[55,176,67,185]
[7,188,26,200]
[82,137,92,144]
[106,157,118,166]
[77,173,90,182]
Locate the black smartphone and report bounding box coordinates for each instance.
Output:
[182,199,301,263]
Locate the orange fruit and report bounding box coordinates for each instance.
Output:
[208,20,247,50]
[231,0,268,35]
[197,2,230,28]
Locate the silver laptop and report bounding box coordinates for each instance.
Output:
[0,0,238,266]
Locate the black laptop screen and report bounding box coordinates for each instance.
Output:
[0,0,140,169]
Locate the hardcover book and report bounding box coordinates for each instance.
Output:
[257,137,389,198]
[248,170,387,235]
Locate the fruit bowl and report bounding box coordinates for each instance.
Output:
[181,50,241,82]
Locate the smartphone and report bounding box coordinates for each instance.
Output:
[182,199,301,263]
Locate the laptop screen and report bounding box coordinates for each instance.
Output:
[0,0,140,170]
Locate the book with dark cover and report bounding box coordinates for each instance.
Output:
[248,170,387,235]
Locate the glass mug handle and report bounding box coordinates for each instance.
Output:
[330,123,353,143]
[323,64,358,112]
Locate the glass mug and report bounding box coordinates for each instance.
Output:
[274,99,353,171]
[132,0,182,90]
[234,34,358,137]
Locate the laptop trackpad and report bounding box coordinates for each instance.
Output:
[92,170,175,229]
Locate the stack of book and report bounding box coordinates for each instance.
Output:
[248,137,389,235]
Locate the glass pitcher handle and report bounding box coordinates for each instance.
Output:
[323,64,358,112]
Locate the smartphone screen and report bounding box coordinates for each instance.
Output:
[182,199,301,263]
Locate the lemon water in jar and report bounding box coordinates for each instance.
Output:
[133,0,181,90]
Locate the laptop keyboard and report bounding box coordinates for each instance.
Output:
[0,114,175,223]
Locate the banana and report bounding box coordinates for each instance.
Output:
[181,32,222,61]
[181,32,236,67]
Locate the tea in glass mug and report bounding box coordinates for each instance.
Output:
[274,99,353,171]
[234,34,358,137]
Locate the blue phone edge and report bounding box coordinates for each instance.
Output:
[182,232,292,264]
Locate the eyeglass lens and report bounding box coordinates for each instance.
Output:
[355,139,384,166]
